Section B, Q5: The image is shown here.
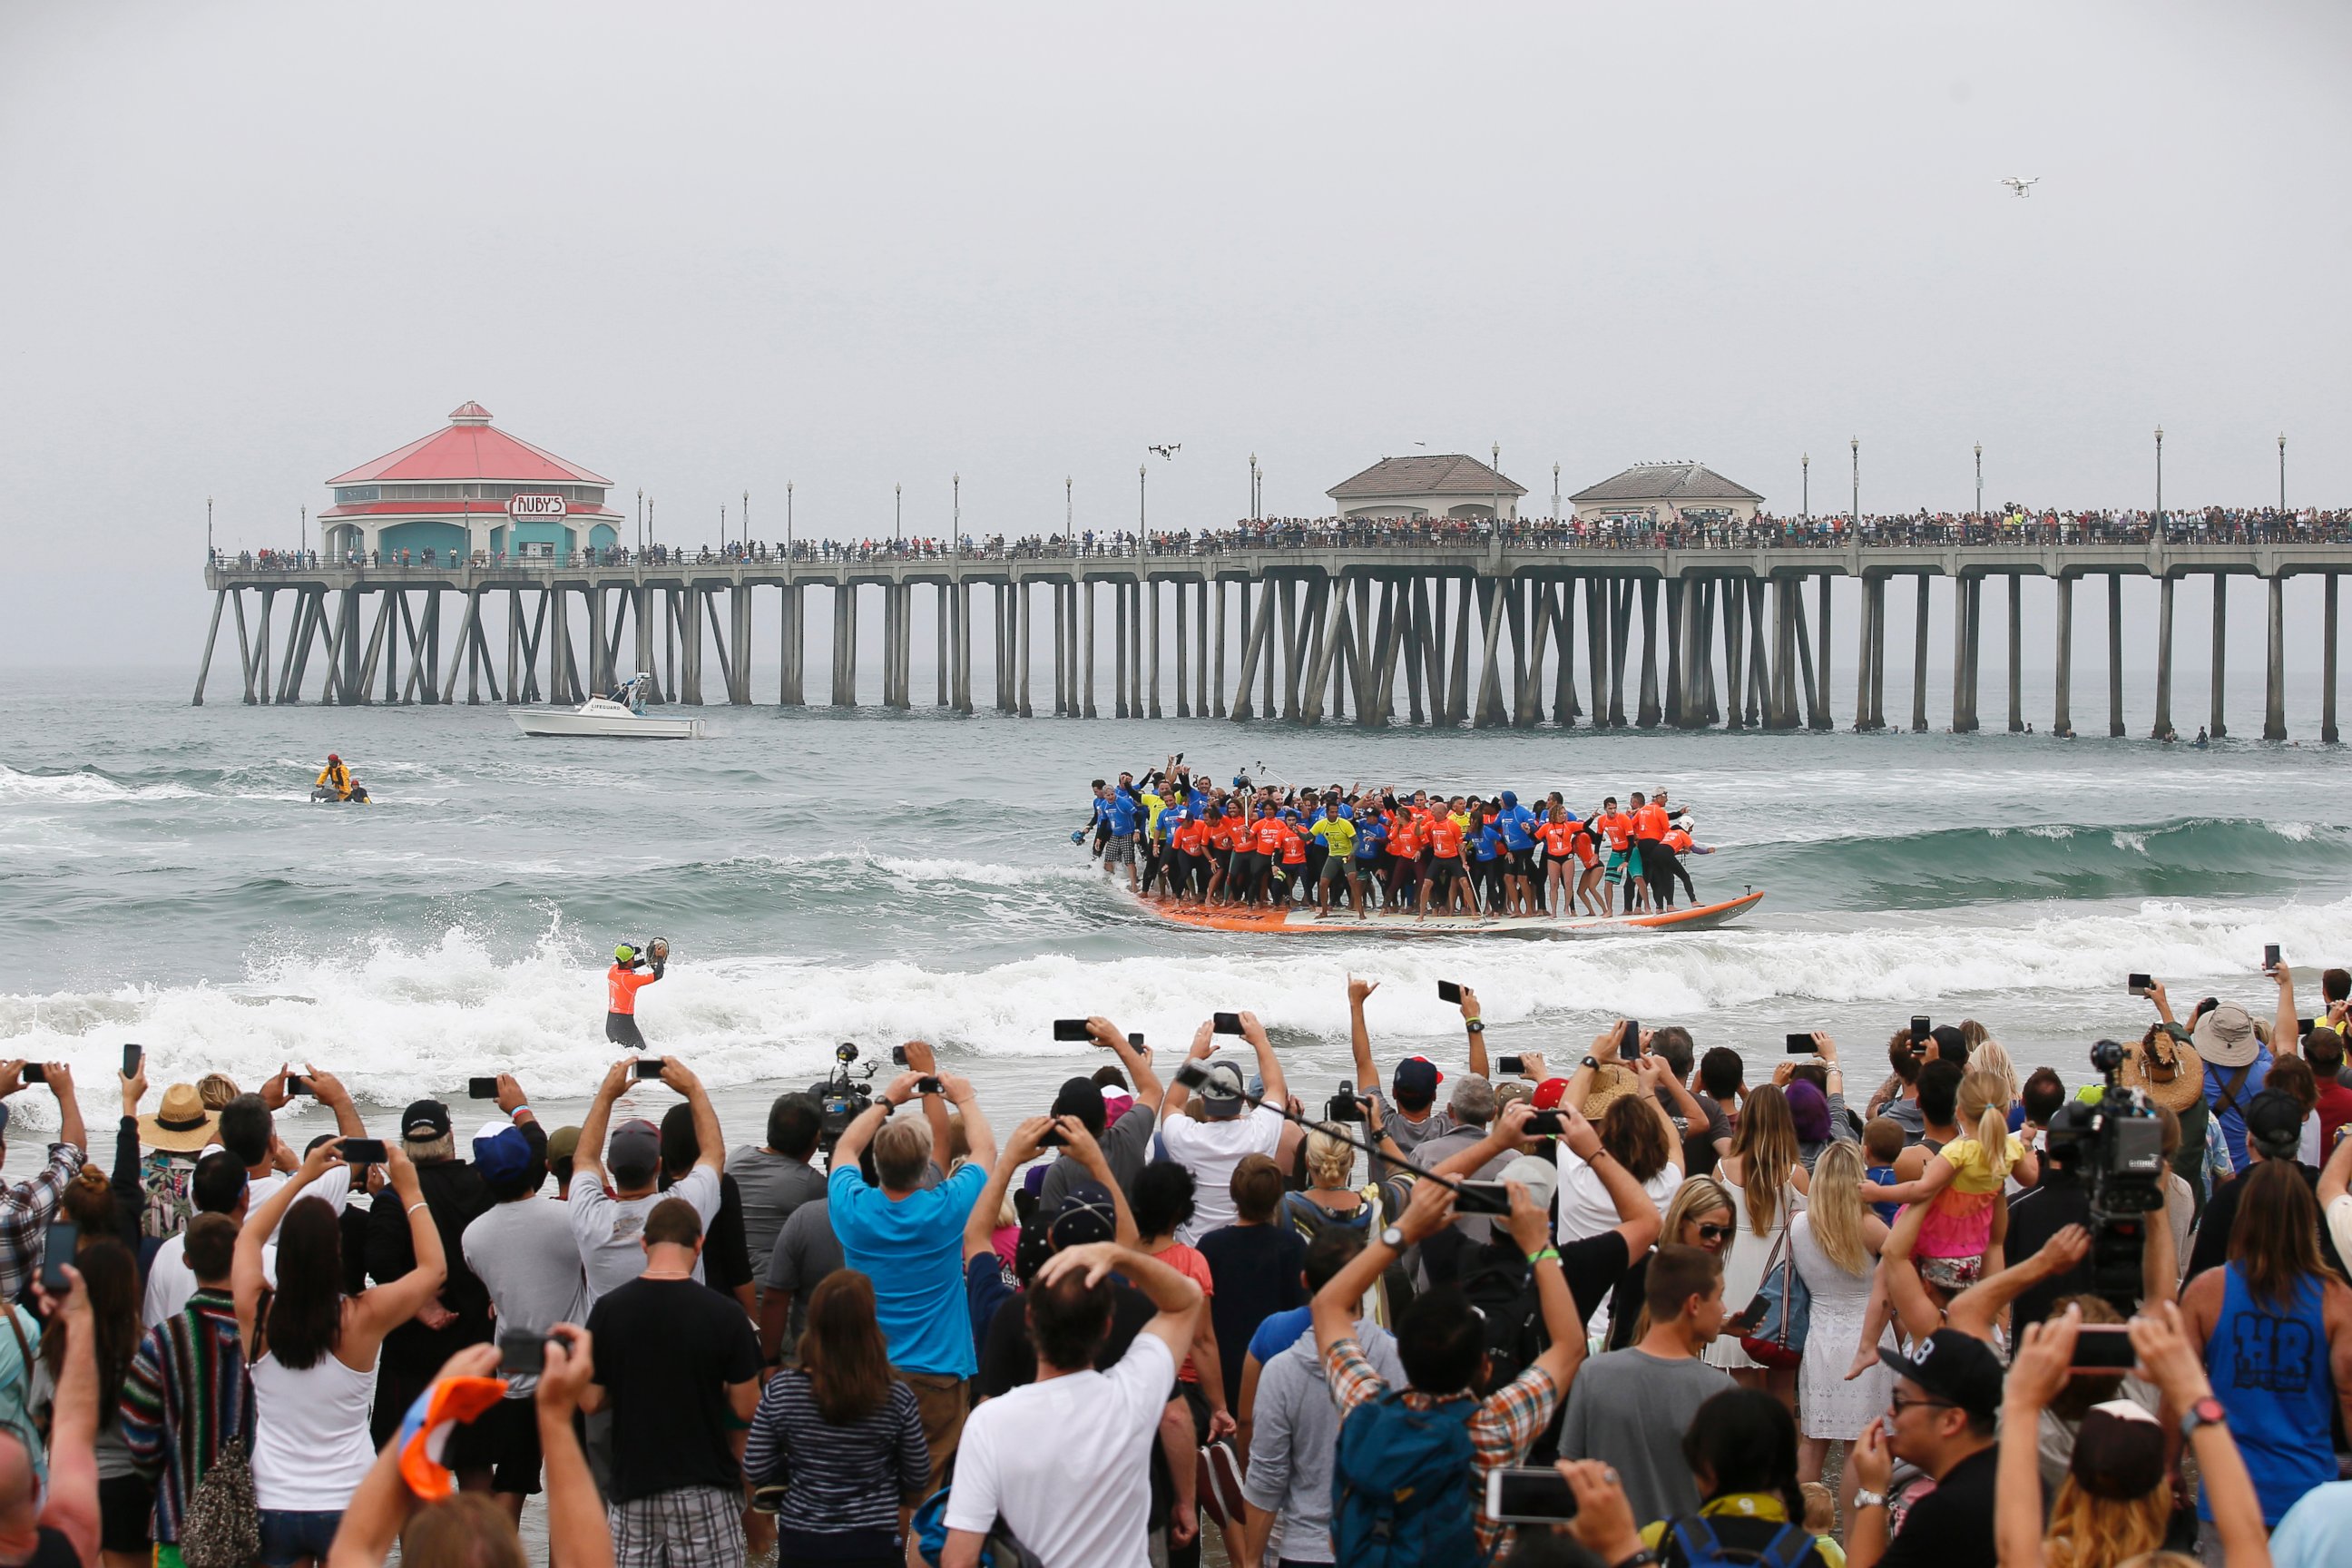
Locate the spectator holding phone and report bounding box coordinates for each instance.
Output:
[0,1261,101,1568]
[1036,1019,1163,1209]
[1161,1014,1288,1243]
[570,1056,724,1308]
[122,1214,256,1568]
[235,1140,446,1566]
[362,1099,498,1453]
[0,1062,88,1305]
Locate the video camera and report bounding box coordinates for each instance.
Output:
[1326,1080,1368,1123]
[2044,1040,2169,1308]
[810,1042,877,1153]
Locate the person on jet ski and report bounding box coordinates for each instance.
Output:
[313,753,358,802]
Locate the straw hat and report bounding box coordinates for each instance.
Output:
[1580,1062,1640,1120]
[2118,1033,2204,1115]
[137,1083,219,1154]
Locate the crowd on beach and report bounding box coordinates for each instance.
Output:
[3,951,2351,1568]
[204,502,2352,573]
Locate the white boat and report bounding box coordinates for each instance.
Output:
[512,675,704,740]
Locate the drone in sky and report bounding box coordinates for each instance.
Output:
[2001,176,2040,198]
[1147,443,1181,459]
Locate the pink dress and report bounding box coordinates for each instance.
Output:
[1909,1134,2021,1259]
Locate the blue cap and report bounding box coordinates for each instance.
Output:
[471,1121,534,1183]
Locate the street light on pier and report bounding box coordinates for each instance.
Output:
[1801,454,1808,520]
[2278,433,2287,513]
[1249,453,1259,521]
[1139,464,1148,533]
[1066,475,1073,555]
[1849,437,1858,524]
[895,483,903,545]
[1974,443,1983,520]
[786,482,793,557]
[2153,426,2164,529]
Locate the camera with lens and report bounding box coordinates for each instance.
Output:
[2044,1040,2168,1308]
[811,1042,877,1154]
[1326,1079,1367,1124]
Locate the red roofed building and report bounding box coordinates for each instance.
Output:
[318,403,622,562]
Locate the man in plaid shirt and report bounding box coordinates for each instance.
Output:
[1312,1161,1590,1561]
[0,1062,86,1302]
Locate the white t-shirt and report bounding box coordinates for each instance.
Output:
[247,1165,351,1244]
[1554,1151,1682,1245]
[1159,1105,1285,1245]
[141,1233,277,1328]
[946,1331,1173,1568]
[568,1164,721,1307]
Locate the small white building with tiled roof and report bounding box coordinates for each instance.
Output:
[1569,462,1764,526]
[1327,455,1526,521]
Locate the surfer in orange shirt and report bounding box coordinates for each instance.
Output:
[605,939,667,1047]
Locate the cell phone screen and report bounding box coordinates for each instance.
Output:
[2300,1017,2317,1037]
[1526,1110,1566,1136]
[1621,1018,1641,1056]
[634,1059,663,1079]
[339,1138,387,1165]
[122,1044,144,1080]
[1910,1015,1933,1042]
[1053,1019,1092,1042]
[19,1064,44,1085]
[2068,1327,2137,1370]
[1486,1465,1578,1523]
[1436,981,1464,1004]
[468,1076,499,1100]
[1455,1180,1511,1215]
[1786,1033,1815,1054]
[40,1221,76,1296]
[2265,945,2281,972]
[917,1076,943,1095]
[1213,1012,1244,1035]
[2127,973,2152,996]
[1497,1054,1525,1077]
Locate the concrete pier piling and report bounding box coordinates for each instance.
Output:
[194,536,2346,740]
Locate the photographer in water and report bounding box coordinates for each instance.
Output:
[605,938,668,1047]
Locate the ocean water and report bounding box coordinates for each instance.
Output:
[0,668,2346,1152]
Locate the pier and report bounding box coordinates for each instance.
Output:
[194,528,2350,742]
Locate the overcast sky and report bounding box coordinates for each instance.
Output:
[3,2,2347,670]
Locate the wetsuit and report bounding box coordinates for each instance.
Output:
[606,957,663,1047]
[1660,827,1700,905]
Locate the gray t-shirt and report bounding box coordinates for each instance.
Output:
[463,1198,589,1396]
[1365,1094,1455,1185]
[1036,1105,1160,1210]
[1557,1349,1734,1524]
[726,1147,828,1263]
[760,1198,845,1347]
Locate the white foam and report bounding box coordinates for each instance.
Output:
[0,767,202,804]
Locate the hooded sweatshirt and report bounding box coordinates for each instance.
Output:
[1238,1318,1406,1563]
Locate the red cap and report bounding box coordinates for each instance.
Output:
[1531,1077,1573,1110]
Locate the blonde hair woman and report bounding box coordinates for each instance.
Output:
[1788,1142,1892,1502]
[1608,1176,1736,1350]
[1969,1037,2022,1108]
[1280,1124,1370,1237]
[1706,1083,1809,1385]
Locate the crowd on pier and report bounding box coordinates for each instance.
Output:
[206,504,2352,574]
[5,946,2352,1567]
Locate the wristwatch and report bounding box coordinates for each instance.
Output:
[1465,1018,1485,1034]
[1582,1055,1600,1071]
[1378,1224,1407,1250]
[1851,1489,1886,1510]
[2180,1396,2228,1441]
[1610,1552,1661,1568]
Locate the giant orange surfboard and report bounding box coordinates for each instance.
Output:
[1128,888,1764,936]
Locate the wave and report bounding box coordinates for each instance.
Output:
[5,896,2345,1112]
[0,765,206,804]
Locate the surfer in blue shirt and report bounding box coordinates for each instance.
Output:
[1494,790,1538,916]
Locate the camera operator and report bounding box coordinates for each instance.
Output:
[2004,1046,2181,1331]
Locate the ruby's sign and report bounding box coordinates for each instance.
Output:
[506,494,568,521]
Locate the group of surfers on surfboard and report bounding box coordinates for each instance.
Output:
[1079,758,1711,922]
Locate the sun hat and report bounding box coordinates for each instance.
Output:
[2192,1001,2260,1068]
[1580,1062,1640,1120]
[138,1083,220,1154]
[2118,1030,2205,1114]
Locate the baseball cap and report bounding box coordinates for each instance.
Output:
[1393,1056,1444,1104]
[1877,1328,2004,1424]
[544,1125,582,1163]
[1046,1181,1120,1250]
[2192,1001,2260,1068]
[607,1118,662,1174]
[1498,1154,1558,1214]
[1100,1085,1136,1125]
[1052,1076,1107,1137]
[1530,1077,1573,1112]
[471,1120,534,1184]
[402,1100,452,1141]
[2068,1400,2167,1499]
[2244,1088,2305,1161]
[1494,1080,1532,1112]
[1198,1061,1247,1119]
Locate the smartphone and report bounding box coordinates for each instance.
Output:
[1036,1126,1067,1149]
[1486,1465,1578,1524]
[39,1221,75,1296]
[1497,1054,1526,1077]
[339,1137,387,1165]
[1213,1012,1245,1036]
[498,1328,549,1375]
[916,1076,944,1095]
[1909,1015,1932,1043]
[2265,944,2282,975]
[467,1076,499,1100]
[2299,1016,2317,1038]
[2069,1326,2138,1371]
[1052,1019,1092,1043]
[1436,980,1464,1004]
[2127,974,2153,997]
[1172,1061,1209,1090]
[287,1073,313,1096]
[890,1044,909,1065]
[1128,1032,1145,1049]
[1785,1033,1816,1054]
[1527,1110,1567,1136]
[1455,1180,1512,1216]
[1620,1018,1641,1057]
[122,1044,144,1080]
[634,1059,663,1079]
[18,1064,44,1085]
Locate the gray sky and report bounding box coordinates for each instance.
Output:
[3,2,2347,670]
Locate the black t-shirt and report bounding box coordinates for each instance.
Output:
[2004,1181,2095,1333]
[2186,1162,2347,1284]
[1195,1223,1307,1409]
[586,1276,762,1503]
[976,1279,1159,1399]
[1878,1445,1997,1568]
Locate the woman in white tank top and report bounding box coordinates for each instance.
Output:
[236,1140,447,1568]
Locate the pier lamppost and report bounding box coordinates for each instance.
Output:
[1974,443,1983,521]
[895,483,902,546]
[2153,426,2164,532]
[2278,433,2287,513]
[1801,454,1808,520]
[1553,461,1561,522]
[300,505,308,555]
[1249,453,1259,521]
[635,488,643,551]
[742,491,750,555]
[1139,464,1148,535]
[953,473,960,538]
[206,496,213,560]
[1065,475,1073,555]
[1849,437,1859,524]
[786,482,793,557]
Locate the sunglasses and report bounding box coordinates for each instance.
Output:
[1887,1393,1957,1417]
[1693,1223,1734,1243]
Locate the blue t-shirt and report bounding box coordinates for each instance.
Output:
[1496,805,1537,850]
[1354,822,1387,863]
[1246,1304,1313,1365]
[2206,1049,2277,1172]
[1866,1165,1901,1225]
[1472,824,1503,862]
[828,1161,986,1377]
[1104,795,1141,836]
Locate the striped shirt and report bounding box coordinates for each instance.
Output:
[1324,1334,1561,1560]
[120,1289,255,1545]
[741,1369,928,1537]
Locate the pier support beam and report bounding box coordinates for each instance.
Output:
[1018,582,1034,717]
[2053,576,2075,737]
[2108,573,2125,738]
[1814,573,1833,730]
[1852,576,1874,730]
[830,583,856,707]
[1635,577,1661,728]
[2006,574,2024,732]
[1147,577,1161,718]
[2210,574,2229,739]
[1951,577,1973,732]
[2152,576,2176,738]
[1083,581,1098,718]
[1911,575,1930,732]
[2325,576,2341,746]
[2264,573,2287,740]
[192,590,227,706]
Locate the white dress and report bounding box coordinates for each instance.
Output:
[1790,1213,1889,1440]
[1703,1168,1805,1373]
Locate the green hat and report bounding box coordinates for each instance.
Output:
[614,943,637,964]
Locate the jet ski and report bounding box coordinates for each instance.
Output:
[309,783,371,803]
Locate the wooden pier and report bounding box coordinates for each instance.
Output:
[194,536,2350,741]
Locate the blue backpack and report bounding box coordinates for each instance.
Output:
[1663,1516,1817,1568]
[1330,1389,1485,1567]
[909,1487,1043,1568]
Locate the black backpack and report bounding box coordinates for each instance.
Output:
[1455,1250,1544,1395]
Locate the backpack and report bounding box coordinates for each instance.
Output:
[1455,1251,1543,1396]
[1663,1516,1817,1568]
[178,1437,260,1568]
[1330,1388,1485,1568]
[909,1486,1043,1568]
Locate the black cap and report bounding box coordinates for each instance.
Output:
[1047,1181,1119,1250]
[401,1099,452,1141]
[2244,1089,2305,1161]
[1878,1328,2004,1423]
[1052,1076,1106,1137]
